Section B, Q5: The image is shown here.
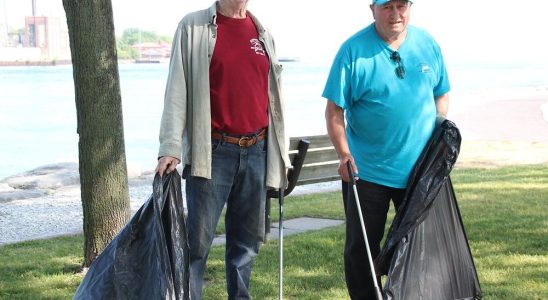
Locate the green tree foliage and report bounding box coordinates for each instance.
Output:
[116,28,172,59]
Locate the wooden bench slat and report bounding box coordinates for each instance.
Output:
[289,147,339,164]
[293,148,338,165]
[297,176,341,186]
[298,162,340,185]
[289,135,333,149]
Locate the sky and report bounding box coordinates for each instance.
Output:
[1,0,548,64]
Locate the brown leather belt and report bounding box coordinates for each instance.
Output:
[211,128,266,147]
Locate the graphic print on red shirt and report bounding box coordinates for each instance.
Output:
[209,13,270,135]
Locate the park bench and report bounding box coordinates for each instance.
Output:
[265,134,340,236]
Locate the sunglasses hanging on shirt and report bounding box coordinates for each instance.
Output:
[390,51,405,79]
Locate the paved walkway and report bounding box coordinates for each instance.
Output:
[212,217,344,246]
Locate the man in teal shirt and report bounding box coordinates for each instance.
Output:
[322,0,450,298]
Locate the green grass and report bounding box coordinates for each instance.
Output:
[214,189,345,234]
[0,236,83,299]
[1,165,547,299]
[451,165,548,299]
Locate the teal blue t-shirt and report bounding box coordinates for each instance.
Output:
[322,24,450,188]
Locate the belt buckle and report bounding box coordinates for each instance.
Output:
[238,136,255,147]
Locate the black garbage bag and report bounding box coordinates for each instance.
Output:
[375,119,482,300]
[73,171,190,300]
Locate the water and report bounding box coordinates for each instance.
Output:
[0,61,328,180]
[0,63,167,180]
[1,60,547,180]
[1,59,547,244]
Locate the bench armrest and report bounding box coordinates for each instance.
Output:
[267,139,310,198]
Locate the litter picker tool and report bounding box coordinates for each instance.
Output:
[278,188,284,300]
[346,161,383,300]
[269,139,309,300]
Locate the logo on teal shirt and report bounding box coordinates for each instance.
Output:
[418,63,432,73]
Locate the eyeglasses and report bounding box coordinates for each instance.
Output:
[390,51,405,79]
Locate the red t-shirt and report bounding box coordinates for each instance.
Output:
[209,13,270,135]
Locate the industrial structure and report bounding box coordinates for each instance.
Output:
[0,0,70,64]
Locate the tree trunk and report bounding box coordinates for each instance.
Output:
[63,0,130,267]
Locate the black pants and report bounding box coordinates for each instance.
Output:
[342,179,405,300]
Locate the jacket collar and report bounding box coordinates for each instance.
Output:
[207,2,217,24]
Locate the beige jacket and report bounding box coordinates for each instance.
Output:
[158,1,290,188]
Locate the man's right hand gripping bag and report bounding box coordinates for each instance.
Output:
[73,172,190,300]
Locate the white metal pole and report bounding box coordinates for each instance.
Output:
[347,162,383,300]
[278,189,284,300]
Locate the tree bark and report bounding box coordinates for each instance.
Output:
[63,0,130,267]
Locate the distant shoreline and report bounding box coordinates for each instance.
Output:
[0,57,300,67]
[0,60,72,67]
[0,59,161,67]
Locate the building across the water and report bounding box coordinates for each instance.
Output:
[0,0,71,65]
[131,42,171,63]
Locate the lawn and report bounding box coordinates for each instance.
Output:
[0,165,547,299]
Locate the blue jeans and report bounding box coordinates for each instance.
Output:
[185,139,266,300]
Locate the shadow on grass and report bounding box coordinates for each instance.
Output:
[202,226,348,299]
[0,165,546,299]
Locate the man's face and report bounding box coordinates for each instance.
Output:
[371,0,412,39]
[222,0,249,7]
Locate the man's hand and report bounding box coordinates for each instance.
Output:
[156,156,180,177]
[338,156,358,183]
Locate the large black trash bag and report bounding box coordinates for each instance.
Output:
[73,171,190,300]
[376,119,482,300]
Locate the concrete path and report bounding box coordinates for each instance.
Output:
[212,217,344,246]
